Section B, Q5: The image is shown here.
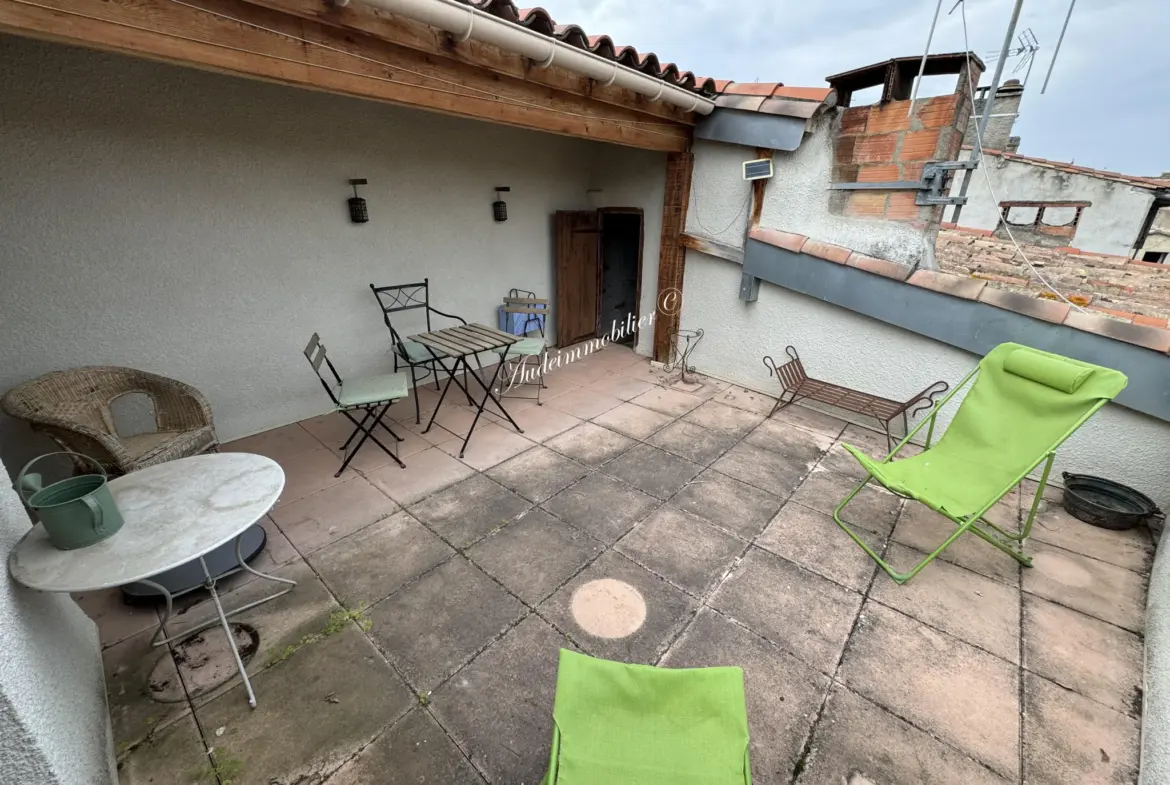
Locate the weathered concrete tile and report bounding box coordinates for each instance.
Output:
[274,446,356,507]
[616,505,744,596]
[545,422,635,467]
[1023,672,1139,785]
[269,477,398,556]
[602,443,703,500]
[408,474,531,549]
[756,502,878,591]
[468,509,603,605]
[72,587,159,650]
[630,386,705,417]
[797,685,1011,785]
[875,543,1020,663]
[1029,502,1153,574]
[670,373,731,400]
[487,446,590,503]
[196,626,413,785]
[324,708,481,785]
[586,372,656,401]
[663,608,830,783]
[366,447,474,507]
[366,557,526,692]
[712,442,811,496]
[1022,541,1147,633]
[104,627,189,754]
[539,550,698,664]
[790,468,901,535]
[768,404,847,438]
[115,714,210,785]
[619,357,674,385]
[437,422,535,471]
[592,401,674,439]
[545,387,623,420]
[430,615,567,785]
[648,419,740,465]
[224,423,320,463]
[507,404,582,442]
[540,473,659,544]
[840,602,1020,779]
[1023,594,1143,716]
[671,469,784,539]
[816,443,872,480]
[893,503,1020,586]
[684,400,765,437]
[309,511,454,607]
[745,417,835,466]
[711,385,777,416]
[710,547,862,674]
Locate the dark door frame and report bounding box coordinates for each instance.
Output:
[597,207,645,345]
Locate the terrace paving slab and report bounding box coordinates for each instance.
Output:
[544,387,623,420]
[115,714,210,785]
[308,510,455,607]
[616,505,745,597]
[711,385,777,416]
[591,401,673,439]
[467,509,603,605]
[365,556,526,692]
[797,685,1011,785]
[73,586,159,650]
[323,708,482,785]
[195,625,413,785]
[709,547,862,673]
[224,422,321,463]
[840,601,1020,779]
[744,417,835,467]
[601,443,703,500]
[815,443,873,481]
[662,608,830,784]
[585,372,656,401]
[1022,541,1147,633]
[487,446,590,503]
[268,476,399,556]
[274,446,356,506]
[790,468,902,535]
[711,441,811,497]
[648,418,741,465]
[436,422,535,471]
[684,400,765,437]
[756,502,879,592]
[104,627,189,753]
[1023,671,1140,785]
[671,469,784,540]
[506,404,581,442]
[408,473,531,549]
[539,549,697,664]
[1028,503,1154,573]
[874,543,1020,663]
[540,472,659,545]
[893,503,1021,586]
[430,615,568,785]
[544,421,635,467]
[629,386,705,418]
[1023,594,1143,716]
[367,447,474,506]
[766,404,847,438]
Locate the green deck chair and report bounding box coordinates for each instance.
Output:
[834,342,1127,584]
[541,649,751,785]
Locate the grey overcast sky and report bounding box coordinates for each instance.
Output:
[543,0,1168,176]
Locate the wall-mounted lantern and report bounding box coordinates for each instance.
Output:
[348,178,369,224]
[493,186,510,222]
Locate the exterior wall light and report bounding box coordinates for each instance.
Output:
[348,178,369,224]
[493,186,510,222]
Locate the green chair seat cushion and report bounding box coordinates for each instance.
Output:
[543,649,750,785]
[508,337,547,356]
[337,371,410,408]
[396,340,445,363]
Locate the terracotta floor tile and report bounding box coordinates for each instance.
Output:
[268,476,397,556]
[436,421,533,471]
[591,402,673,440]
[1022,541,1147,633]
[223,422,321,463]
[273,446,355,507]
[544,387,623,420]
[298,411,357,451]
[365,447,474,507]
[586,373,656,401]
[840,601,1020,779]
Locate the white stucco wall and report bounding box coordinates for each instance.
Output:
[0,454,115,785]
[679,250,1170,509]
[950,154,1156,256]
[0,36,667,466]
[684,140,754,248]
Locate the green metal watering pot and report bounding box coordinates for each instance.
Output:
[16,452,124,550]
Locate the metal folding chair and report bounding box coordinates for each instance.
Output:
[303,333,409,477]
[495,288,549,406]
[370,280,481,423]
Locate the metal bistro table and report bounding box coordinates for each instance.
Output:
[410,323,522,457]
[8,452,291,709]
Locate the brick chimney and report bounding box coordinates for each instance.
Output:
[963,78,1024,152]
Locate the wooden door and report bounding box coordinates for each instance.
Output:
[555,210,600,347]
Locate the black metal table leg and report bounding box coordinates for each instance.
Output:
[456,353,522,458]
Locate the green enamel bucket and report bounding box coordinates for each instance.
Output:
[16,452,124,550]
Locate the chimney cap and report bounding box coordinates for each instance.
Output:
[998,78,1024,93]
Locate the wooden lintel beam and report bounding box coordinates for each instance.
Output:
[239,0,697,126]
[0,0,690,152]
[679,232,744,264]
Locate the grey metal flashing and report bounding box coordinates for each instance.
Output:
[742,238,1170,421]
[695,108,807,151]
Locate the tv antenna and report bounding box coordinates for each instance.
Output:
[984,27,1040,87]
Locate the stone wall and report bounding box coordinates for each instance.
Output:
[937,226,1170,325]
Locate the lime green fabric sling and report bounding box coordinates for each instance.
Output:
[542,649,751,784]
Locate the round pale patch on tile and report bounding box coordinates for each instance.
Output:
[570,579,646,639]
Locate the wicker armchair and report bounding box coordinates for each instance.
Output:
[2,366,218,476]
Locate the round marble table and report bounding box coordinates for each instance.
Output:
[9,452,290,708]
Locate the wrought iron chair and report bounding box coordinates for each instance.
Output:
[2,366,218,476]
[370,280,480,424]
[303,333,409,477]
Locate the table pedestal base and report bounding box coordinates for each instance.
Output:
[144,534,296,709]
